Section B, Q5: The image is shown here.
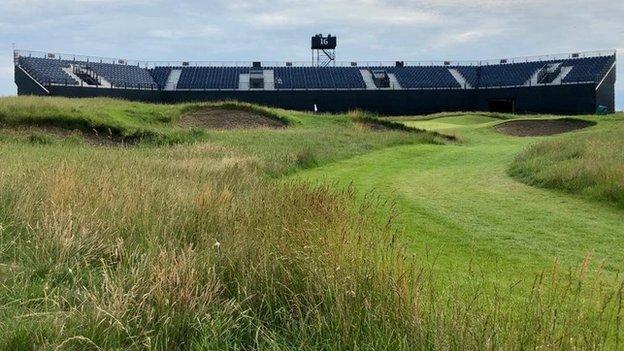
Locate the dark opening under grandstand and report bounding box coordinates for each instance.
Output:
[14,49,616,115]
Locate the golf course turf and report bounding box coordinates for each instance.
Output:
[1,97,623,349]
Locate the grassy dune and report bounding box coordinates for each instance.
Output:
[0,97,439,176]
[0,97,623,349]
[0,96,290,144]
[510,116,624,207]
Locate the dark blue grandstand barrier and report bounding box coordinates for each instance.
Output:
[38,82,602,115]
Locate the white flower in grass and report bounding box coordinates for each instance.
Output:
[213,241,221,249]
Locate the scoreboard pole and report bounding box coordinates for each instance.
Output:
[311,34,337,67]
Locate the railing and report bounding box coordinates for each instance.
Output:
[14,49,155,69]
[14,49,617,69]
[475,50,616,66]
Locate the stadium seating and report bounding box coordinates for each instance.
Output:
[561,55,615,83]
[175,67,249,90]
[18,56,157,89]
[382,66,461,88]
[149,67,172,89]
[455,66,479,87]
[453,55,615,87]
[17,53,615,91]
[455,62,542,87]
[18,57,79,85]
[86,62,156,88]
[479,62,544,87]
[273,67,366,89]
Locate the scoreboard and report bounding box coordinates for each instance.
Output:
[311,34,337,50]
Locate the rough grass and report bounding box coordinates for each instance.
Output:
[1,143,623,350]
[0,96,290,144]
[0,98,623,349]
[510,117,624,207]
[0,97,439,176]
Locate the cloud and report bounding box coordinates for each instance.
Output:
[250,12,314,27]
[438,29,501,46]
[345,7,441,26]
[0,65,12,79]
[147,26,222,40]
[245,1,442,27]
[0,53,13,78]
[0,64,13,78]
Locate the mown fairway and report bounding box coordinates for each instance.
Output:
[0,97,623,350]
[297,114,624,279]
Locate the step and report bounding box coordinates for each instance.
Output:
[551,66,573,84]
[359,69,377,90]
[263,70,275,90]
[239,73,250,90]
[63,65,111,87]
[449,68,472,89]
[164,69,182,90]
[387,73,402,90]
[526,65,573,86]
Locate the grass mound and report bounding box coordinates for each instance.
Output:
[0,97,444,176]
[348,110,456,141]
[510,118,624,207]
[0,97,291,145]
[0,96,179,141]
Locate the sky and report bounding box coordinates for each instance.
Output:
[1,0,623,109]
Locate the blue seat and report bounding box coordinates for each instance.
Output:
[561,56,614,83]
[273,67,366,89]
[18,57,79,85]
[175,66,249,89]
[456,56,614,87]
[18,56,157,88]
[149,67,172,89]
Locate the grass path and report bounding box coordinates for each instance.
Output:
[297,116,624,281]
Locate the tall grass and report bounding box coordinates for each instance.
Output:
[0,144,622,350]
[0,96,290,144]
[510,121,624,208]
[0,98,623,349]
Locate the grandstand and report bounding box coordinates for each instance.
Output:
[13,49,616,115]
